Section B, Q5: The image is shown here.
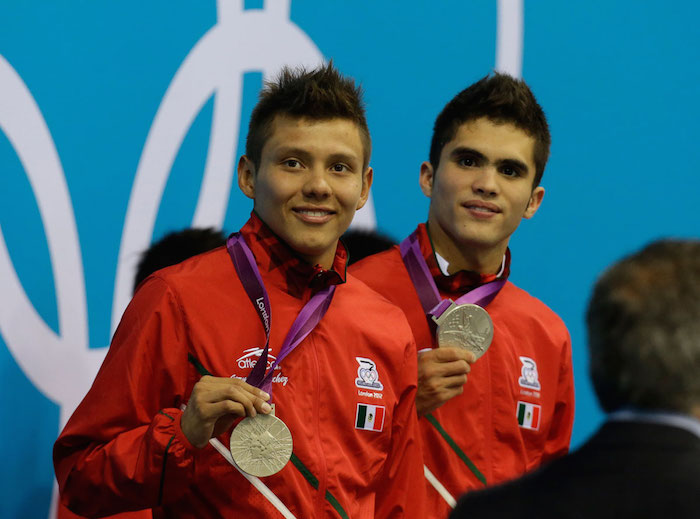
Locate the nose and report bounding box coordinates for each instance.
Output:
[471,165,499,197]
[302,167,332,199]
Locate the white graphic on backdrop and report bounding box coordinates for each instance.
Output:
[111,0,341,332]
[0,53,102,519]
[0,54,100,427]
[496,0,524,77]
[0,1,522,517]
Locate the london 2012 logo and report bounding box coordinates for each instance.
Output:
[0,1,523,516]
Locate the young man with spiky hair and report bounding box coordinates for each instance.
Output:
[54,63,425,518]
[351,73,575,517]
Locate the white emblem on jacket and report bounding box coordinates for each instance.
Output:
[518,356,541,390]
[355,357,384,391]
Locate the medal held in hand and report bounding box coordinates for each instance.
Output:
[226,233,336,477]
[432,300,494,359]
[230,414,294,477]
[400,231,506,362]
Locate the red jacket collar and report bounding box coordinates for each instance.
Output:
[415,223,510,294]
[239,212,347,299]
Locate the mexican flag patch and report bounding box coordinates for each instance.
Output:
[355,403,385,432]
[517,401,541,430]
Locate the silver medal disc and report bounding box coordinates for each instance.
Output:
[229,413,293,477]
[434,302,494,359]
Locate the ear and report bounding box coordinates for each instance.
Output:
[356,167,374,210]
[237,155,256,200]
[419,161,435,198]
[523,186,545,219]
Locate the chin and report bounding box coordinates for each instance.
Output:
[456,234,501,249]
[294,243,332,262]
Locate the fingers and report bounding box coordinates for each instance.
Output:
[416,377,467,416]
[419,370,468,393]
[206,398,262,419]
[426,346,476,364]
[419,355,471,379]
[181,376,273,448]
[198,386,260,417]
[200,375,271,401]
[416,347,474,416]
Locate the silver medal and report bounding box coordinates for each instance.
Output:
[230,413,293,477]
[432,301,494,359]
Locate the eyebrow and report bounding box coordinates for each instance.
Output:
[275,147,313,161]
[275,148,361,167]
[450,146,486,162]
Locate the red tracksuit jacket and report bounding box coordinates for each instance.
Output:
[54,214,426,518]
[350,223,574,519]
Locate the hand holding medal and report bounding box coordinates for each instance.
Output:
[400,231,504,360]
[401,232,506,415]
[181,376,273,449]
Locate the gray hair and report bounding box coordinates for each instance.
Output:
[587,239,700,414]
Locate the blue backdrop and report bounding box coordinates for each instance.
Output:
[1,1,698,517]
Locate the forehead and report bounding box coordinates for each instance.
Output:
[445,117,536,167]
[262,115,365,160]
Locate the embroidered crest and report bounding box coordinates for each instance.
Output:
[355,357,384,390]
[518,356,541,390]
[355,403,385,432]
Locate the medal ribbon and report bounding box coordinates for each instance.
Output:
[399,230,507,319]
[227,233,336,396]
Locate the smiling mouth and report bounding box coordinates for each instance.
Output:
[463,203,500,215]
[466,205,497,214]
[294,209,334,217]
[292,208,336,223]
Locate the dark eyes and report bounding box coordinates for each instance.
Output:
[500,166,519,177]
[458,156,477,167]
[281,160,351,172]
[458,156,523,178]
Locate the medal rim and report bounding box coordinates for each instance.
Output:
[435,303,494,359]
[229,413,293,477]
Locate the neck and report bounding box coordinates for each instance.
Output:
[298,248,335,271]
[427,221,506,275]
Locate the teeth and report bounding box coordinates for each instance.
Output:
[469,206,495,213]
[298,210,329,216]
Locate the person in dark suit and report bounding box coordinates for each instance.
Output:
[450,239,700,519]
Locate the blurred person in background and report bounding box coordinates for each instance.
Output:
[451,239,700,518]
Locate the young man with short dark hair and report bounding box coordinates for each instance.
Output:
[54,63,425,518]
[351,73,574,518]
